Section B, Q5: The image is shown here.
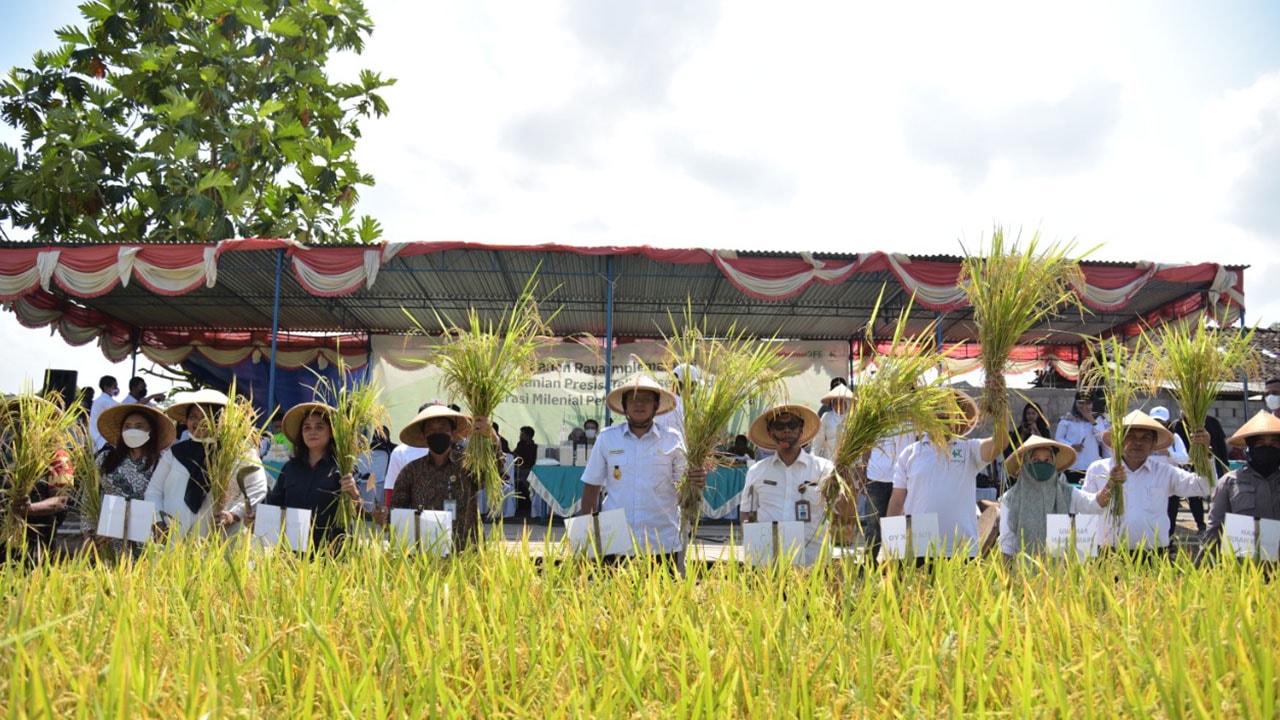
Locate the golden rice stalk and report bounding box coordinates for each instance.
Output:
[65,421,103,534]
[831,289,966,514]
[1079,335,1158,519]
[312,363,391,525]
[203,381,263,516]
[662,302,795,539]
[960,227,1087,442]
[0,390,80,546]
[1149,319,1260,487]
[419,272,561,500]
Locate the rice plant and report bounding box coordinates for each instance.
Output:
[832,289,967,514]
[0,390,79,548]
[662,302,795,540]
[417,272,561,500]
[1149,318,1260,486]
[1079,335,1158,519]
[202,381,263,517]
[1,538,1276,717]
[960,227,1086,442]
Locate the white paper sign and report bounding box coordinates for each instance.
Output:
[97,495,128,539]
[417,510,453,557]
[741,520,806,567]
[283,507,312,553]
[1046,514,1101,559]
[565,508,633,557]
[253,504,284,547]
[97,495,156,543]
[879,514,941,558]
[126,500,157,544]
[388,508,453,555]
[1224,513,1280,561]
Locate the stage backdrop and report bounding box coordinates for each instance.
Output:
[370,336,851,451]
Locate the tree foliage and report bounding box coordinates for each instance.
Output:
[0,0,394,244]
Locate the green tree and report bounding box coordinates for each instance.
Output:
[0,0,393,245]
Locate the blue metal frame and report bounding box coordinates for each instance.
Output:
[603,255,616,426]
[266,248,284,414]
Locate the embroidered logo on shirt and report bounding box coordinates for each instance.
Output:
[950,447,964,462]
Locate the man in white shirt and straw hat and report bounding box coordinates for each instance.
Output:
[1081,409,1211,553]
[579,376,705,564]
[1199,410,1280,558]
[739,403,835,566]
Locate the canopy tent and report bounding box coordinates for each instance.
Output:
[0,239,1248,414]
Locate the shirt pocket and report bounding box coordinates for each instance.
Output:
[603,449,629,482]
[1230,485,1258,516]
[1143,484,1167,513]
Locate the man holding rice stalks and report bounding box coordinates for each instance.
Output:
[887,391,1007,558]
[1082,410,1211,554]
[579,376,705,564]
[739,404,834,567]
[384,404,492,552]
[1199,411,1280,559]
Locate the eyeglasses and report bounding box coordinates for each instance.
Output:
[769,420,804,432]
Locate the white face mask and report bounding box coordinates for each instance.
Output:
[585,429,597,439]
[121,428,151,449]
[1266,394,1280,411]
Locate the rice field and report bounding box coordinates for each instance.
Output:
[2,530,1276,719]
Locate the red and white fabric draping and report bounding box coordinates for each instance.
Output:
[7,289,367,369]
[0,240,1245,372]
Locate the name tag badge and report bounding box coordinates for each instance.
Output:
[443,500,457,519]
[762,479,778,486]
[795,500,811,522]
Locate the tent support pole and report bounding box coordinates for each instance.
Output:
[604,255,616,426]
[1240,310,1250,419]
[266,248,284,415]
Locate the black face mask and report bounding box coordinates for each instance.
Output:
[426,432,453,455]
[1247,444,1280,476]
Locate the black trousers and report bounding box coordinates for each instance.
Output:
[1167,495,1206,533]
[863,482,894,563]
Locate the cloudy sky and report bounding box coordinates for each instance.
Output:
[3,0,1280,393]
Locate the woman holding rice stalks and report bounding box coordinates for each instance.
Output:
[1081,410,1212,554]
[252,402,361,552]
[887,390,1009,558]
[93,402,175,558]
[997,435,1114,559]
[143,389,268,539]
[1,394,76,564]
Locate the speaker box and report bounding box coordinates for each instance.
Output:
[42,369,79,408]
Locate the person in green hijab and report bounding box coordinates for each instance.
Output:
[998,435,1117,558]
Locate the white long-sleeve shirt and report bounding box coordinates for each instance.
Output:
[1055,416,1107,471]
[810,411,843,461]
[143,442,268,538]
[1082,457,1210,548]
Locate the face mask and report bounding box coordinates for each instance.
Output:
[425,432,453,455]
[1266,395,1280,411]
[1247,444,1280,476]
[1027,461,1057,482]
[109,388,120,397]
[585,429,597,439]
[121,429,150,449]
